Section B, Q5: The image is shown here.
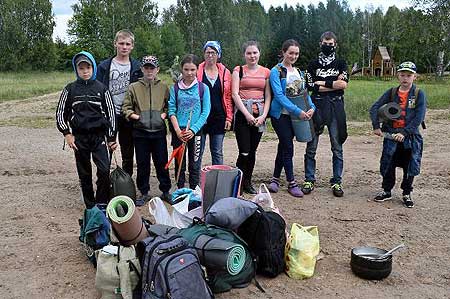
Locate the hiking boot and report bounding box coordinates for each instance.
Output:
[301,181,315,195]
[288,182,304,198]
[135,194,151,207]
[267,178,280,193]
[161,191,171,203]
[331,183,344,197]
[403,194,414,208]
[374,191,392,202]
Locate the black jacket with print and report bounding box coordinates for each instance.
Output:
[306,58,349,97]
[56,79,117,141]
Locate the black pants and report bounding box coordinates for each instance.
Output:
[234,111,263,185]
[117,116,134,176]
[74,134,111,208]
[134,135,171,195]
[171,132,203,189]
[382,142,414,195]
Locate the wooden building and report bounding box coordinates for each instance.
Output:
[362,46,396,77]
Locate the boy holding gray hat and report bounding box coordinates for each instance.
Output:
[369,61,427,208]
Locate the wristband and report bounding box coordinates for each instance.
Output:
[325,80,334,89]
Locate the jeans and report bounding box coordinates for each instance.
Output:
[304,114,343,184]
[271,114,295,182]
[134,136,171,195]
[172,133,203,189]
[382,142,414,195]
[74,134,111,208]
[234,111,263,184]
[117,116,134,176]
[201,133,224,165]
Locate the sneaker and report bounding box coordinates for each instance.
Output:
[374,191,392,202]
[243,184,258,195]
[135,194,151,207]
[288,183,304,198]
[301,181,315,195]
[403,194,414,208]
[331,183,344,197]
[267,178,280,193]
[161,191,171,203]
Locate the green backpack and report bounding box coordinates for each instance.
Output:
[177,219,264,293]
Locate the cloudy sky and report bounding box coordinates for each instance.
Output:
[52,0,413,41]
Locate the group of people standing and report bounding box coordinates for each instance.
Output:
[57,28,426,209]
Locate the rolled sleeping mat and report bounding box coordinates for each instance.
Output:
[107,195,149,246]
[377,102,401,122]
[288,95,315,143]
[192,234,246,275]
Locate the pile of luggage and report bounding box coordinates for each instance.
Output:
[78,165,320,298]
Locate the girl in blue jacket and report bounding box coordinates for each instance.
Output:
[169,54,211,189]
[267,39,316,198]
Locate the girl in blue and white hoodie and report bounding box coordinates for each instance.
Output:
[169,54,211,189]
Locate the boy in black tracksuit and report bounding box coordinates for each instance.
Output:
[56,51,117,208]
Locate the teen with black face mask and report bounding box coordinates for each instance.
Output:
[304,31,349,197]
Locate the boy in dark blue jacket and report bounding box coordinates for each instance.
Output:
[56,51,117,208]
[97,30,142,177]
[369,61,426,208]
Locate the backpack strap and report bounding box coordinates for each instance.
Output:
[174,83,179,105]
[198,82,204,100]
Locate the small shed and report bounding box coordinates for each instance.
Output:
[370,46,395,77]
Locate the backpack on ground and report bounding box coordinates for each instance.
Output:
[110,154,136,201]
[79,206,111,265]
[137,234,213,299]
[95,244,141,299]
[237,206,287,278]
[178,219,262,293]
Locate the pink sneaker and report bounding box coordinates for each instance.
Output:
[288,184,304,198]
[267,178,280,193]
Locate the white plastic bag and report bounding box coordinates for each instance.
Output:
[148,186,203,229]
[148,197,177,227]
[251,183,275,210]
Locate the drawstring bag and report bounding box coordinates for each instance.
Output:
[285,223,320,279]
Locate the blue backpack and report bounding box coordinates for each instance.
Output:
[79,206,110,265]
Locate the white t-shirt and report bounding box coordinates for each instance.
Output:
[109,59,131,113]
[282,68,304,114]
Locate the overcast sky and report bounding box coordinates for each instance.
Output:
[52,0,413,41]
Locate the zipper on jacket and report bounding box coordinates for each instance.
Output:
[149,82,153,130]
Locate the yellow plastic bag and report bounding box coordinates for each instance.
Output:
[285,223,320,279]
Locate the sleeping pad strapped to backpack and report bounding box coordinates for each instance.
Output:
[178,219,261,293]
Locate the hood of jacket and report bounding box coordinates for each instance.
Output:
[72,51,97,81]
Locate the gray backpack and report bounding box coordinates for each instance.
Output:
[138,234,213,299]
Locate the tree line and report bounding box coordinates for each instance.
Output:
[0,0,448,76]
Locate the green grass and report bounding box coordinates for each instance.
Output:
[345,79,450,121]
[0,72,74,102]
[1,72,448,122]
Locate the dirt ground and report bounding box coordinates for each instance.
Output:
[0,93,449,299]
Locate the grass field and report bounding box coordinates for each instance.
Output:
[345,79,450,120]
[0,72,74,101]
[1,72,448,121]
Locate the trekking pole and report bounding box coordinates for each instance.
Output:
[175,108,194,187]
